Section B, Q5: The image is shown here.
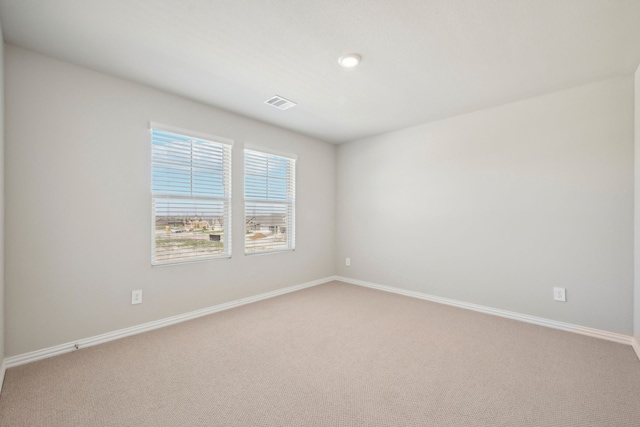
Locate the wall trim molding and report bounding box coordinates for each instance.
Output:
[6,275,634,369]
[632,337,640,361]
[335,276,634,346]
[0,358,6,392]
[5,276,337,369]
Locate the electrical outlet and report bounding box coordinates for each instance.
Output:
[553,287,566,302]
[346,257,351,266]
[132,290,143,305]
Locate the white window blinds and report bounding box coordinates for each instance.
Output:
[244,149,296,254]
[151,128,232,265]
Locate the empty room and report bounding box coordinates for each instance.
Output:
[0,0,639,426]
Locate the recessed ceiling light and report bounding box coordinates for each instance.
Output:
[338,54,361,68]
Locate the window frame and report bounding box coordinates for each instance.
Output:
[243,146,296,255]
[150,123,233,266]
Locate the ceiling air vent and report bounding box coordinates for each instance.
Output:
[264,95,297,110]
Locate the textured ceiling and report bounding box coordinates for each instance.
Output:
[1,0,640,143]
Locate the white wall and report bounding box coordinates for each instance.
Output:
[4,46,336,356]
[337,76,635,334]
[0,27,5,364]
[635,65,640,344]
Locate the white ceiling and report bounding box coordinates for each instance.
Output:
[1,0,640,144]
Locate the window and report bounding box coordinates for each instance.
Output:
[244,148,296,254]
[151,126,232,265]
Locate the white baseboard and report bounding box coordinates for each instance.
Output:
[6,275,634,370]
[0,358,6,393]
[5,276,337,369]
[335,276,634,346]
[632,337,640,361]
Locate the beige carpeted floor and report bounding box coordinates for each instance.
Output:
[0,281,639,426]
